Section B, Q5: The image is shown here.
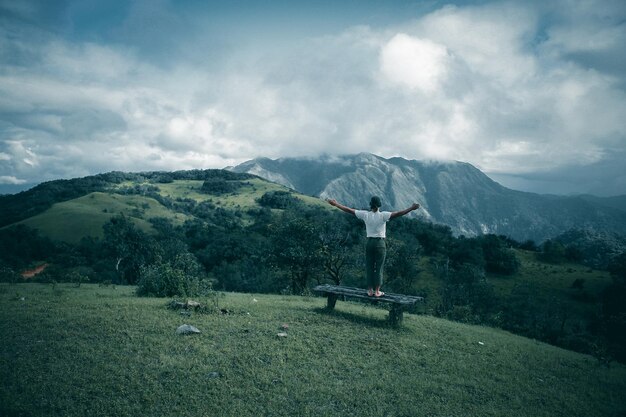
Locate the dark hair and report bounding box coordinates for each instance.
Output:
[369,196,382,209]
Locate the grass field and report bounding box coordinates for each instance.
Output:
[1,283,625,417]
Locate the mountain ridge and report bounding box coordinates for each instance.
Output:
[2,156,625,244]
[231,153,626,242]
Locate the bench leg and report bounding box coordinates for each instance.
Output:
[326,294,338,310]
[389,305,404,326]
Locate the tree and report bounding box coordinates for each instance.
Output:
[103,215,160,284]
[607,252,626,282]
[389,217,453,256]
[213,258,275,293]
[565,245,584,262]
[437,262,496,324]
[501,283,570,345]
[480,234,520,275]
[538,239,566,264]
[600,252,626,362]
[270,211,324,294]
[448,236,484,268]
[317,213,361,285]
[519,239,538,251]
[385,237,422,294]
[0,224,56,270]
[0,261,20,284]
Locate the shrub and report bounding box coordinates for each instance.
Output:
[599,252,626,362]
[0,264,20,284]
[446,305,478,324]
[485,247,520,274]
[571,278,585,290]
[519,240,538,251]
[481,235,520,275]
[437,263,498,324]
[538,240,566,264]
[257,191,301,209]
[200,178,240,195]
[136,254,203,297]
[448,237,484,268]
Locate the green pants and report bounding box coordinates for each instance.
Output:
[365,238,386,288]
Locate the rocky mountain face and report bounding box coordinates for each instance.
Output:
[231,153,626,242]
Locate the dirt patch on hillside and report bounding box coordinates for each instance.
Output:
[21,263,49,279]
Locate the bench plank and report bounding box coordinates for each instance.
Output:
[313,284,424,327]
[313,284,423,305]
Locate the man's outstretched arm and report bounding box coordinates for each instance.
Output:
[327,199,356,216]
[390,203,420,219]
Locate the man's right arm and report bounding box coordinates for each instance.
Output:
[327,199,356,216]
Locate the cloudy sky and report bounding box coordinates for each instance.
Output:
[1,0,625,196]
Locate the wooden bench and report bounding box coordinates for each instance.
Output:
[313,284,424,326]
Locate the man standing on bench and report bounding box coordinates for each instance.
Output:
[327,196,420,297]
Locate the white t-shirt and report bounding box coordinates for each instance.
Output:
[355,210,392,238]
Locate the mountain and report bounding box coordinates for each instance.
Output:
[231,153,626,242]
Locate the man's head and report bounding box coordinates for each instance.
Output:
[370,196,382,210]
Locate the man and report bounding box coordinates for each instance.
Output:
[327,196,420,297]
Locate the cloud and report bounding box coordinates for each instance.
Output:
[416,3,538,84]
[0,175,26,184]
[0,0,625,196]
[380,34,449,92]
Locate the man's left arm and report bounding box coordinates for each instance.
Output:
[390,203,420,220]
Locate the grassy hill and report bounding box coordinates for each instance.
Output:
[1,283,625,417]
[5,176,327,243]
[16,192,191,243]
[151,177,327,210]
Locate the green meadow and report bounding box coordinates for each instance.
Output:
[1,283,625,417]
[15,192,191,243]
[153,178,328,211]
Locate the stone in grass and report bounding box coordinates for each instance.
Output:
[277,332,288,338]
[207,371,221,379]
[176,324,201,335]
[168,300,203,310]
